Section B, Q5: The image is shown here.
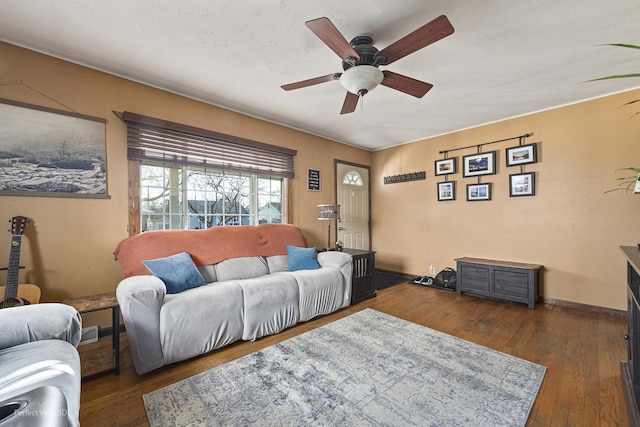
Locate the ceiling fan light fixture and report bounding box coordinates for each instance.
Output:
[339,65,384,96]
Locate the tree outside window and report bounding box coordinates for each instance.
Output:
[140,163,285,231]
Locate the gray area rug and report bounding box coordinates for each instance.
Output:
[144,309,546,426]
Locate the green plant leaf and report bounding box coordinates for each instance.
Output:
[615,167,640,174]
[593,43,640,196]
[588,73,640,82]
[600,43,640,50]
[616,166,640,175]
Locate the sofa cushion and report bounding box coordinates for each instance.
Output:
[142,252,206,294]
[266,254,288,273]
[197,264,217,283]
[286,245,321,271]
[215,256,269,282]
[291,267,346,322]
[160,281,244,365]
[237,273,300,341]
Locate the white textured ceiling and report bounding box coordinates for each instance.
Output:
[1,0,639,151]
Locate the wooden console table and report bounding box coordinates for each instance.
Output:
[455,257,542,309]
[63,292,120,376]
[343,248,377,304]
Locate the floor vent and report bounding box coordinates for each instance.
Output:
[79,325,98,345]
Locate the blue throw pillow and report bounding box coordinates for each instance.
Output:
[142,252,207,294]
[286,245,321,271]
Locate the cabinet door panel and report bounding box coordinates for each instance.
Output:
[494,269,528,298]
[632,294,640,387]
[460,265,490,292]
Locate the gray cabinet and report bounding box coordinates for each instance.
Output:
[620,246,640,426]
[455,257,541,309]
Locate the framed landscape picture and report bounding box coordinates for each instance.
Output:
[462,151,496,177]
[509,172,536,197]
[437,181,455,201]
[435,158,456,176]
[466,183,492,201]
[506,143,537,166]
[0,98,107,198]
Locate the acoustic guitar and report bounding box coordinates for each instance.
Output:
[0,216,41,308]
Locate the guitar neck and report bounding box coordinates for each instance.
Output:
[4,235,22,300]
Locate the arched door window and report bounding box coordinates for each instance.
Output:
[343,170,363,186]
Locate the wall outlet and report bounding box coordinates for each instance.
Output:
[429,264,436,275]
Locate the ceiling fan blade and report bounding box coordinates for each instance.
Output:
[340,92,359,114]
[376,15,454,65]
[306,17,360,60]
[381,71,433,98]
[281,73,341,91]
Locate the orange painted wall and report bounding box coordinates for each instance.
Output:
[371,88,640,310]
[2,41,638,314]
[0,42,369,322]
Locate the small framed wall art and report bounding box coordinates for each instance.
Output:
[466,183,492,201]
[509,172,536,197]
[307,168,320,191]
[437,181,455,201]
[506,143,537,166]
[435,158,456,176]
[462,151,496,177]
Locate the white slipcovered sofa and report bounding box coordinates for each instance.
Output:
[114,224,352,375]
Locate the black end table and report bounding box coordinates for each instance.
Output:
[342,248,377,304]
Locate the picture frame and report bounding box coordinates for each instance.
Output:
[466,183,492,201]
[437,181,455,201]
[462,151,496,177]
[509,172,536,197]
[506,143,537,166]
[434,158,456,176]
[307,168,320,191]
[0,98,108,198]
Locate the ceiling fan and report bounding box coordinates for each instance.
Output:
[281,15,454,114]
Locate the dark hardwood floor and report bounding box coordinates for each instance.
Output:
[78,283,629,426]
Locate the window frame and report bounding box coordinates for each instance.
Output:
[120,112,295,235]
[130,160,287,233]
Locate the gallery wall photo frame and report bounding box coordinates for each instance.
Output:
[437,181,456,201]
[466,183,492,201]
[462,151,496,177]
[506,143,537,167]
[435,158,456,176]
[0,98,108,198]
[509,172,536,197]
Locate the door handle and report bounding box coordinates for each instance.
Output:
[338,227,345,231]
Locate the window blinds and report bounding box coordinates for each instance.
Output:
[120,112,296,178]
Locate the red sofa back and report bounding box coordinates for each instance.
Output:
[113,224,308,277]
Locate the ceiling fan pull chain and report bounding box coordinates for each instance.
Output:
[360,95,364,114]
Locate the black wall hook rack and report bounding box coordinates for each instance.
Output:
[384,171,426,185]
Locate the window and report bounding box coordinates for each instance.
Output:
[343,170,363,186]
[140,163,284,231]
[120,112,295,233]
